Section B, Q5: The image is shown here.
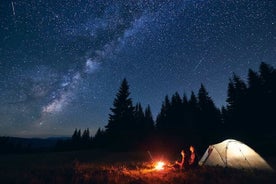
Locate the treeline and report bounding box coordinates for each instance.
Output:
[222,62,276,154]
[57,62,276,155]
[56,79,155,151]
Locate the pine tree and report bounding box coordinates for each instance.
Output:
[183,93,189,105]
[189,91,198,107]
[144,105,155,134]
[225,74,248,138]
[94,128,104,140]
[156,95,171,133]
[226,74,247,110]
[198,84,215,110]
[258,62,276,134]
[259,62,274,84]
[134,103,145,124]
[72,129,81,142]
[77,129,81,141]
[188,91,199,131]
[72,128,78,141]
[233,74,247,100]
[223,63,276,147]
[186,91,200,141]
[105,78,135,149]
[93,128,105,148]
[133,103,145,143]
[246,69,262,136]
[248,69,260,90]
[226,79,236,112]
[197,84,221,144]
[170,92,183,135]
[82,128,90,142]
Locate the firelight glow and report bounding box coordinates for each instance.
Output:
[155,161,165,171]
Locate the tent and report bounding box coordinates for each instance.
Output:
[199,139,273,171]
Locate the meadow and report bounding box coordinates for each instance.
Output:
[0,150,275,184]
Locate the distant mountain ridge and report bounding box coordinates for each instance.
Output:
[0,136,70,153]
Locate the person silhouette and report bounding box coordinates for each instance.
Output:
[188,146,198,169]
[174,149,185,170]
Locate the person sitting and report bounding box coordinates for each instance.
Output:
[174,149,185,170]
[188,145,198,169]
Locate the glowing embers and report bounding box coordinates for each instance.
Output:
[154,161,165,171]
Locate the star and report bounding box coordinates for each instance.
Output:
[0,0,275,137]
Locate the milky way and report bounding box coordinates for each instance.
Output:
[0,0,275,137]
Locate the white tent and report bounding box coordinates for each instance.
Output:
[199,139,273,171]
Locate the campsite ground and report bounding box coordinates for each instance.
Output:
[0,150,275,184]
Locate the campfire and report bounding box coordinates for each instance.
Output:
[154,161,165,171]
[147,151,171,171]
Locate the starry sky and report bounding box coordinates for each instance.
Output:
[0,0,275,138]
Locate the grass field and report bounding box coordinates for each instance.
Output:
[0,150,275,184]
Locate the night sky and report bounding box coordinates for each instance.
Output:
[0,0,275,138]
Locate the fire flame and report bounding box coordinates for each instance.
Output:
[154,161,165,171]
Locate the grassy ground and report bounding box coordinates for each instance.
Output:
[0,150,275,184]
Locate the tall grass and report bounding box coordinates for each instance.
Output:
[0,150,275,184]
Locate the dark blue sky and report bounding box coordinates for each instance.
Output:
[0,0,275,137]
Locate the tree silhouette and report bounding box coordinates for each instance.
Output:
[197,84,221,145]
[133,103,155,149]
[222,62,276,155]
[105,78,135,149]
[132,103,145,145]
[170,92,183,135]
[225,74,248,138]
[187,91,200,142]
[92,128,106,148]
[248,69,260,90]
[82,128,90,143]
[134,103,145,126]
[257,62,275,135]
[66,62,276,155]
[144,105,155,134]
[156,95,171,134]
[72,129,81,142]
